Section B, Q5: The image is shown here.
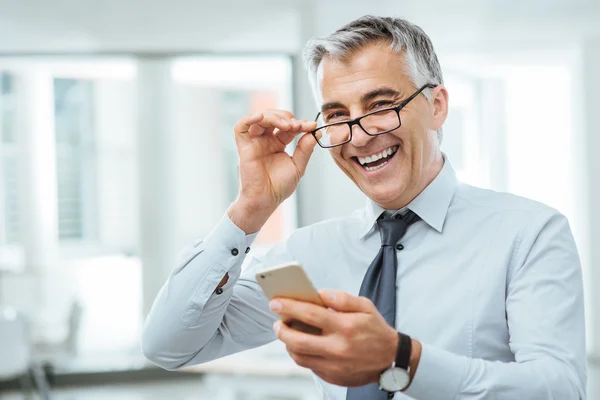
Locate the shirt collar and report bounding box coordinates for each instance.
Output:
[359,155,458,240]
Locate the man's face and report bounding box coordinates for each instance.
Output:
[316,42,447,209]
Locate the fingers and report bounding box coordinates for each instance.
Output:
[291,132,318,175]
[233,113,263,145]
[270,297,335,332]
[287,349,328,371]
[274,320,330,356]
[246,113,293,138]
[294,119,318,132]
[234,110,316,143]
[234,113,264,132]
[234,110,286,135]
[275,119,317,146]
[318,290,376,313]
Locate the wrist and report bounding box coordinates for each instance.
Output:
[409,339,422,381]
[228,199,273,235]
[385,327,399,367]
[371,328,399,384]
[377,332,414,392]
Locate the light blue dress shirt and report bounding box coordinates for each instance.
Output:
[141,158,587,399]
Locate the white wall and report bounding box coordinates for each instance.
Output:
[313,0,600,49]
[95,79,139,253]
[2,0,599,55]
[173,84,229,248]
[0,0,301,53]
[579,37,600,354]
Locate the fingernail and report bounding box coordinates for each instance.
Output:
[273,320,281,334]
[270,300,282,312]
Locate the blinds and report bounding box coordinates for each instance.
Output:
[0,73,20,244]
[0,75,97,245]
[54,78,96,241]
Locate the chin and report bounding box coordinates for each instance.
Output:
[361,183,406,208]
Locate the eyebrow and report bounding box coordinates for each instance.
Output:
[320,87,402,113]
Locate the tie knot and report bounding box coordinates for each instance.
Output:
[376,210,419,247]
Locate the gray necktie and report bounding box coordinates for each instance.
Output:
[346,210,420,400]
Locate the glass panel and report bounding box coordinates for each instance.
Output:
[1,72,19,243]
[221,90,250,204]
[2,155,20,243]
[1,73,15,143]
[54,78,96,241]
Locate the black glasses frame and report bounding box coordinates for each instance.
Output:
[310,83,438,148]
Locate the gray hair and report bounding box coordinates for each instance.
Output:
[302,15,444,143]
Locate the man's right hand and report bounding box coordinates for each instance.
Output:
[227,110,318,234]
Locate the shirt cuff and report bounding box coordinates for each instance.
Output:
[201,213,259,260]
[403,343,469,400]
[218,213,260,249]
[246,231,260,248]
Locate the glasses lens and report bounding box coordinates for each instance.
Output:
[360,109,400,135]
[313,123,350,147]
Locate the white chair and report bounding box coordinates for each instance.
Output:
[0,307,51,399]
[0,307,32,395]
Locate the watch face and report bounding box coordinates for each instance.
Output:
[380,367,410,392]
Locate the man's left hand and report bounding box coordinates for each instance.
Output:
[270,289,401,387]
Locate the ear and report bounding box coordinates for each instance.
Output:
[430,85,449,131]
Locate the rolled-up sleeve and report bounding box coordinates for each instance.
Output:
[404,211,587,400]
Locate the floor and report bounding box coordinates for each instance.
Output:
[1,363,598,400]
[0,377,216,400]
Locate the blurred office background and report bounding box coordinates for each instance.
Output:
[0,0,598,399]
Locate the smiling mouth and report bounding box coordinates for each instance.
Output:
[353,145,399,172]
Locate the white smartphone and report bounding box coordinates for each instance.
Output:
[256,262,324,335]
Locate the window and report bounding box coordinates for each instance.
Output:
[443,53,590,348]
[172,56,296,250]
[441,73,488,188]
[54,78,98,241]
[0,72,19,245]
[1,73,98,247]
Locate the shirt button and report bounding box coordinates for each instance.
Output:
[396,244,404,251]
[245,247,250,254]
[215,288,224,295]
[231,248,239,256]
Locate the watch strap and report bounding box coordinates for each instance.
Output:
[395,332,412,370]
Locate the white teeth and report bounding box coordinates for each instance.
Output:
[358,146,398,165]
[365,161,389,171]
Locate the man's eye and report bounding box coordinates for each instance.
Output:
[326,112,347,122]
[372,101,393,110]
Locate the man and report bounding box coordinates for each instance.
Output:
[141,16,586,399]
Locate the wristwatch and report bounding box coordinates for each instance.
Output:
[379,332,412,394]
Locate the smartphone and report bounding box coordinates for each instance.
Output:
[256,262,324,335]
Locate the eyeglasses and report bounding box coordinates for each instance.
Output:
[309,83,437,148]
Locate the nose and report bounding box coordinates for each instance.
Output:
[349,123,375,148]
